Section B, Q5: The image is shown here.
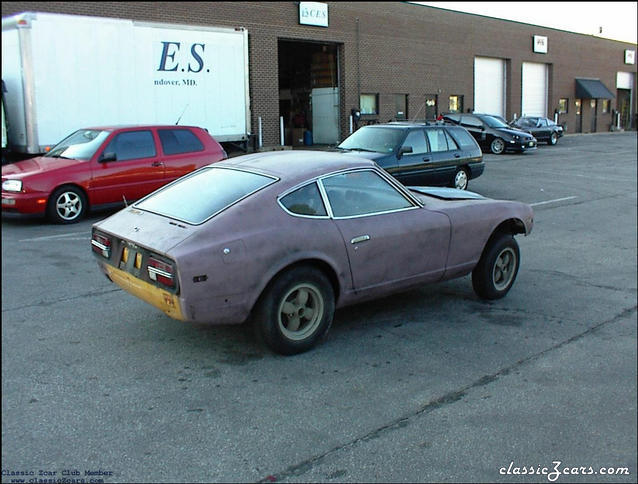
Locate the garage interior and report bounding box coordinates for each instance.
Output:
[278,40,340,146]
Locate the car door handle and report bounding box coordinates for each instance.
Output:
[454,153,461,158]
[422,157,431,162]
[152,161,164,167]
[351,235,371,244]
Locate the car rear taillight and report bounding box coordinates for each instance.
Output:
[147,256,176,289]
[91,232,112,259]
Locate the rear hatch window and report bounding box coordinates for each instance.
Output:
[135,167,276,224]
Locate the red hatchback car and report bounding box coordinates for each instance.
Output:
[1,125,227,223]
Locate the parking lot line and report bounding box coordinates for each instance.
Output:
[530,196,578,207]
[19,231,89,242]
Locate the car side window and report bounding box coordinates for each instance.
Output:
[280,182,327,217]
[401,130,428,155]
[460,115,483,128]
[322,170,414,218]
[444,130,459,150]
[158,129,204,155]
[103,131,156,161]
[425,129,451,152]
[447,127,478,149]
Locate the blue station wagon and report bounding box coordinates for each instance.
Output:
[336,122,484,190]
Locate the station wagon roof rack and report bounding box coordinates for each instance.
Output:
[386,120,454,126]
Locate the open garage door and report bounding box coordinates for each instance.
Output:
[522,62,548,117]
[278,40,340,146]
[474,57,506,117]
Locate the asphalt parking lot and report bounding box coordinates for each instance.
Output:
[2,132,636,483]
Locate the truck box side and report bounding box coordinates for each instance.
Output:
[2,12,251,154]
[1,21,29,153]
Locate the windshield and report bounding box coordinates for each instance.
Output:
[135,167,277,224]
[45,129,110,160]
[481,116,509,129]
[514,117,537,128]
[338,127,405,153]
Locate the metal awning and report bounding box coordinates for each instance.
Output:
[575,78,615,99]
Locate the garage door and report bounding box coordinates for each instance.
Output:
[521,62,548,117]
[474,57,506,117]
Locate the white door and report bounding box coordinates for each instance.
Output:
[474,57,506,117]
[522,62,548,117]
[311,87,339,144]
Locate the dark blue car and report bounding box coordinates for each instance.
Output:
[336,122,484,190]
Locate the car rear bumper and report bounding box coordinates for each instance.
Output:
[98,261,187,321]
[96,259,250,325]
[468,161,485,179]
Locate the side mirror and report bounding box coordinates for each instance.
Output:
[100,152,116,163]
[398,146,413,159]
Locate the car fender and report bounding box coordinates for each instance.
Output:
[250,249,350,313]
[438,200,533,279]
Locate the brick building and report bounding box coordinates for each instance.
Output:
[2,1,636,149]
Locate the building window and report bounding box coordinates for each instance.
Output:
[558,98,569,114]
[425,94,438,120]
[601,100,610,113]
[449,95,464,113]
[394,94,408,120]
[360,94,379,115]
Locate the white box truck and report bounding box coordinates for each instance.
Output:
[1,11,251,154]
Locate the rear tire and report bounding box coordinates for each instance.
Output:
[451,167,469,190]
[472,234,520,300]
[253,266,335,355]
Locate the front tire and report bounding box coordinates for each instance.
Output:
[490,138,505,155]
[47,186,87,224]
[549,132,558,145]
[254,266,335,355]
[472,234,520,300]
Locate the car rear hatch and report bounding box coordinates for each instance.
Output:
[91,207,195,320]
[94,206,195,254]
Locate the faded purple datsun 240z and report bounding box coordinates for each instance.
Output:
[92,151,533,355]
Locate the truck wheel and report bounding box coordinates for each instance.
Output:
[472,234,520,300]
[254,266,335,355]
[48,186,87,224]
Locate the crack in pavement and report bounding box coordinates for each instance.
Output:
[2,287,123,312]
[529,269,637,293]
[259,305,637,483]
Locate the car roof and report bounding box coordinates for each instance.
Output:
[361,122,454,129]
[79,125,203,131]
[214,150,377,184]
